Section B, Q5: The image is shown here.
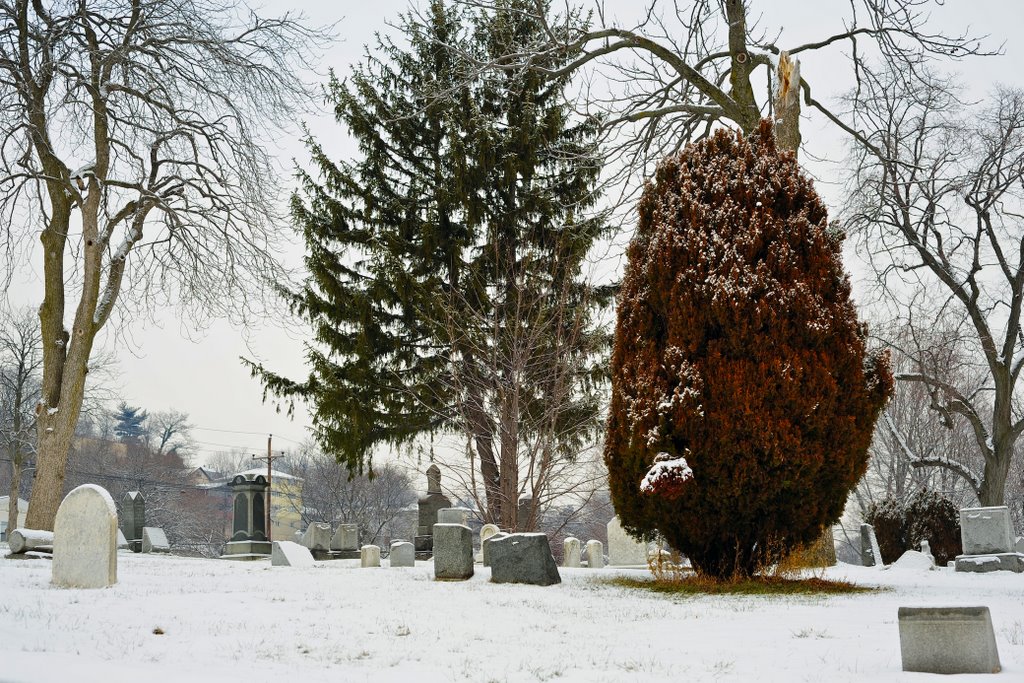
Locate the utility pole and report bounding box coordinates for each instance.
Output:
[252,435,284,543]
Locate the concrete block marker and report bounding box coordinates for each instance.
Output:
[271,541,314,567]
[898,606,1001,674]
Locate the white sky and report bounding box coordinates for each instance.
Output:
[7,0,1024,469]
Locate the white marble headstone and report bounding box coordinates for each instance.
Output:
[52,484,118,588]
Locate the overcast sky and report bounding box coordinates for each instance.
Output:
[7,0,1024,470]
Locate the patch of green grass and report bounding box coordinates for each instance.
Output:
[608,574,877,596]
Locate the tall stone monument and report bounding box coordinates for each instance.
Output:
[221,473,271,561]
[120,490,145,553]
[414,464,451,559]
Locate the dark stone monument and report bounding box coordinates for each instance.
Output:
[221,474,271,561]
[488,533,562,586]
[120,490,145,553]
[414,464,451,559]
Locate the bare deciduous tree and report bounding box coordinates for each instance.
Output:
[846,69,1024,507]
[0,306,41,532]
[0,1,326,528]
[146,409,194,457]
[442,0,989,179]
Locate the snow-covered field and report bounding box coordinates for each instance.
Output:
[1,547,1021,683]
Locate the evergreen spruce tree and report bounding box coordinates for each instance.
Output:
[113,403,148,443]
[251,0,612,529]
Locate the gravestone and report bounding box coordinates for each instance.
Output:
[271,540,314,567]
[8,529,53,554]
[121,490,145,553]
[607,516,648,566]
[301,522,332,552]
[390,541,415,567]
[330,523,359,559]
[1016,536,1024,554]
[488,533,561,586]
[891,550,934,571]
[898,606,1001,674]
[860,523,883,567]
[563,537,581,568]
[437,507,472,525]
[955,505,1024,573]
[141,527,170,553]
[585,540,604,569]
[477,523,500,563]
[517,495,534,531]
[221,474,271,560]
[920,540,935,564]
[52,484,118,589]
[116,529,129,550]
[415,465,452,559]
[361,544,381,567]
[482,531,509,567]
[433,523,474,580]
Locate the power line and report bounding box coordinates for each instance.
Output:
[191,425,306,445]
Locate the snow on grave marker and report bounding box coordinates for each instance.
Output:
[52,484,117,588]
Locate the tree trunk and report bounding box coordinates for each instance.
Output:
[978,448,1012,506]
[773,51,802,155]
[6,454,21,536]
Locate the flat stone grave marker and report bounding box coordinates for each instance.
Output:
[271,541,314,567]
[433,523,473,580]
[390,541,414,567]
[585,540,604,568]
[489,533,561,586]
[142,527,170,553]
[563,537,581,568]
[116,529,129,550]
[361,545,381,567]
[898,606,1001,674]
[52,484,118,589]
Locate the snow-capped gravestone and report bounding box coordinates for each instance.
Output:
[860,523,883,567]
[52,484,118,589]
[585,540,604,569]
[390,541,414,567]
[301,522,332,552]
[954,506,1024,573]
[898,606,1001,674]
[142,527,170,553]
[488,533,561,586]
[361,545,381,567]
[563,537,581,568]
[271,541,314,567]
[482,531,509,567]
[330,523,359,559]
[890,550,934,571]
[433,523,474,580]
[607,516,648,566]
[437,507,472,525]
[116,529,129,550]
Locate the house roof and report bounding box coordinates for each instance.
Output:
[232,467,303,482]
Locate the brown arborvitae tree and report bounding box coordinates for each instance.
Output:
[605,121,893,579]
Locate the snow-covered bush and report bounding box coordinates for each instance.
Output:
[604,120,893,579]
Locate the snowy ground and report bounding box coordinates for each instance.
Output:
[0,546,1021,683]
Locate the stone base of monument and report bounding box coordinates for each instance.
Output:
[954,552,1024,573]
[323,550,360,560]
[221,539,272,561]
[414,534,433,560]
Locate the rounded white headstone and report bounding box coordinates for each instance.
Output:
[52,484,118,588]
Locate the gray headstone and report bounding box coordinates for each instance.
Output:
[121,490,145,552]
[960,506,1014,555]
[417,466,452,538]
[607,516,648,566]
[390,541,415,567]
[891,550,934,571]
[585,540,604,569]
[433,523,474,580]
[52,484,118,589]
[271,540,314,567]
[141,527,170,553]
[360,544,381,567]
[331,523,359,551]
[483,531,509,567]
[437,507,472,525]
[301,522,332,551]
[860,522,883,567]
[488,533,561,586]
[563,537,581,568]
[898,606,1001,674]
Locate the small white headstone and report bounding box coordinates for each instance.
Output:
[361,544,381,567]
[389,541,414,567]
[52,484,118,588]
[271,541,314,567]
[141,527,170,553]
[585,540,604,569]
[607,516,648,566]
[890,550,935,571]
[563,537,581,568]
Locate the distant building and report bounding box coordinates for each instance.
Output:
[0,497,29,542]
